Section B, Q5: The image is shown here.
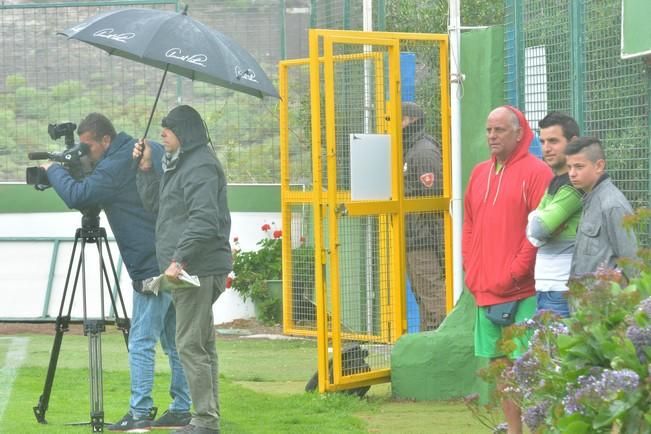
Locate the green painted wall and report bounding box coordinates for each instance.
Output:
[0,184,281,213]
[391,25,504,401]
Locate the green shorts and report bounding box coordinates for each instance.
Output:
[474,296,536,359]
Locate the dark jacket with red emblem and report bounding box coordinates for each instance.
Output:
[403,120,442,250]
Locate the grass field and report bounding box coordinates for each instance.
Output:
[0,329,490,433]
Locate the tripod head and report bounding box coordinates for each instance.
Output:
[80,206,101,231]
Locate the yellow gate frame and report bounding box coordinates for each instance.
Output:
[279,29,451,393]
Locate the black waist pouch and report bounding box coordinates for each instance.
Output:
[485,300,519,326]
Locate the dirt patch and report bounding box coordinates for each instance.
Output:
[215,318,283,337]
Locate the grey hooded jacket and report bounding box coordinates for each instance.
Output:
[136,105,232,277]
[570,175,637,278]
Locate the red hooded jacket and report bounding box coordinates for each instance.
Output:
[462,106,552,306]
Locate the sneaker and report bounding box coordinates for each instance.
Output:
[151,410,192,429]
[107,412,153,433]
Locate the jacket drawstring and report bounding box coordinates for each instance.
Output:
[493,164,506,205]
[484,161,506,205]
[483,162,494,203]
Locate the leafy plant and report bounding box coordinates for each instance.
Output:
[231,223,283,324]
[474,209,651,433]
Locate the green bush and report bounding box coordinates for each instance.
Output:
[231,223,283,324]
[5,74,26,91]
[15,86,47,119]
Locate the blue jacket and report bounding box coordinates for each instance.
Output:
[47,132,163,281]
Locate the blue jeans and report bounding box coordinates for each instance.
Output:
[536,291,570,318]
[129,287,191,417]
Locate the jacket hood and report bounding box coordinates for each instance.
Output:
[495,105,533,166]
[162,105,209,152]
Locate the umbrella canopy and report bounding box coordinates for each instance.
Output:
[60,7,278,100]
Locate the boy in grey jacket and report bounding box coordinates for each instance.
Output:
[566,137,637,280]
[134,105,231,434]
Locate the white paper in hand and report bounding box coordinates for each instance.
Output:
[178,270,200,287]
[141,271,200,295]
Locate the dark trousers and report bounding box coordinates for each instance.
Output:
[407,249,445,331]
[172,274,226,430]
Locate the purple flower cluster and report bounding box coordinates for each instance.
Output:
[508,350,539,398]
[522,400,550,431]
[638,296,651,319]
[563,368,640,415]
[626,325,651,363]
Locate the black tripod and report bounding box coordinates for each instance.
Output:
[33,208,130,432]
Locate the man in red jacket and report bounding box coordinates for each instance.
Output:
[462,106,552,434]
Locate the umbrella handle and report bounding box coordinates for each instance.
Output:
[132,65,169,170]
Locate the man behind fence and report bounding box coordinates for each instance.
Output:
[401,101,445,331]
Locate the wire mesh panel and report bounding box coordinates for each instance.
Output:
[505,0,650,243]
[399,37,449,332]
[582,0,648,213]
[0,1,177,181]
[508,0,573,130]
[299,29,451,393]
[0,0,285,184]
[285,203,317,334]
[310,0,384,31]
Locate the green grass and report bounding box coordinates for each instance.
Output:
[0,330,490,433]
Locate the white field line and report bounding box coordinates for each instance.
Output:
[0,337,29,423]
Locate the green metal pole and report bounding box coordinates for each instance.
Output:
[343,0,350,30]
[570,0,585,131]
[376,0,386,31]
[280,0,286,60]
[647,60,651,233]
[310,0,317,28]
[505,0,524,108]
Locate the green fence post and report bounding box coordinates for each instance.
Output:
[570,0,585,131]
[376,0,385,31]
[310,0,317,27]
[280,0,286,60]
[505,0,524,107]
[648,60,651,224]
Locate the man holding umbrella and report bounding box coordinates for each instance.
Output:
[40,113,192,432]
[134,105,231,434]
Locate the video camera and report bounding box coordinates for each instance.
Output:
[26,122,90,190]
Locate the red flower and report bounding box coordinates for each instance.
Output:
[261,223,271,231]
[225,275,233,288]
[273,230,282,239]
[233,236,239,242]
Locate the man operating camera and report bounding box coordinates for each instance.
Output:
[40,113,192,431]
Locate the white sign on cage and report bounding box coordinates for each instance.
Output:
[349,133,392,201]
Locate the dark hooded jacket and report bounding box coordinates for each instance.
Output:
[402,118,443,250]
[136,105,232,277]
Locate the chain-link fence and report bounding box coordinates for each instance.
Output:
[505,0,649,242]
[0,0,314,184]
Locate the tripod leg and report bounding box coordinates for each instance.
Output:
[98,230,130,349]
[86,320,105,432]
[33,316,70,424]
[33,229,83,424]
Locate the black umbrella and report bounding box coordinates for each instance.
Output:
[59,6,279,138]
